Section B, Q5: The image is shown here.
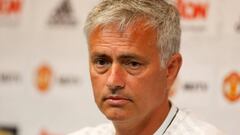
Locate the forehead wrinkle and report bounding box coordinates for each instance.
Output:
[94,33,136,47]
[90,21,158,48]
[93,24,140,46]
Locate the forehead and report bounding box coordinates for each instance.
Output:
[88,19,158,49]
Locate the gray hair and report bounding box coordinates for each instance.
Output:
[84,0,181,67]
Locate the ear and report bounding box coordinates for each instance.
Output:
[166,53,182,90]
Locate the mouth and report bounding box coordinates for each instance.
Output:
[103,95,132,106]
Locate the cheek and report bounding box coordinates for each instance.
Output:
[90,69,110,98]
[127,68,167,102]
[90,70,104,98]
[90,65,104,86]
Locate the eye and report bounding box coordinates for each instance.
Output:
[95,58,107,65]
[95,58,110,67]
[123,59,145,75]
[93,57,111,73]
[127,61,142,69]
[125,60,142,70]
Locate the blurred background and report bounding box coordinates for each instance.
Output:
[0,0,239,135]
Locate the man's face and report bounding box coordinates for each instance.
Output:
[88,20,169,122]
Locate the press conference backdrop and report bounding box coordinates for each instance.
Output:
[0,0,239,135]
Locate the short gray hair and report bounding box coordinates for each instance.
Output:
[84,0,181,67]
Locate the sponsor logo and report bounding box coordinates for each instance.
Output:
[56,75,79,85]
[36,65,53,93]
[0,0,22,25]
[35,63,81,93]
[176,0,210,32]
[176,0,209,20]
[169,80,208,98]
[0,72,21,84]
[183,81,208,92]
[0,0,22,15]
[39,129,62,135]
[223,72,240,102]
[0,126,17,135]
[48,0,77,26]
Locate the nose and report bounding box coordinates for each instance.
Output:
[106,63,125,93]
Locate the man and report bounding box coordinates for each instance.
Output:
[69,0,223,134]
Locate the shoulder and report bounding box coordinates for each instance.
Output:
[166,109,224,135]
[67,123,114,135]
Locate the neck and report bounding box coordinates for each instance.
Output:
[113,100,171,135]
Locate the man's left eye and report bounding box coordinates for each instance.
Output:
[126,61,142,69]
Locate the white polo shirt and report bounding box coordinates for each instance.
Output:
[68,105,223,135]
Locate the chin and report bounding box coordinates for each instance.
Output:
[104,108,131,121]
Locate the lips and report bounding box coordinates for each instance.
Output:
[103,95,132,106]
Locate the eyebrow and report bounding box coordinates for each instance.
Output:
[90,53,110,60]
[118,53,143,60]
[90,52,148,63]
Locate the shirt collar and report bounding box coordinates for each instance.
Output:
[154,103,179,135]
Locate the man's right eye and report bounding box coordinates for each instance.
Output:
[93,58,111,71]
